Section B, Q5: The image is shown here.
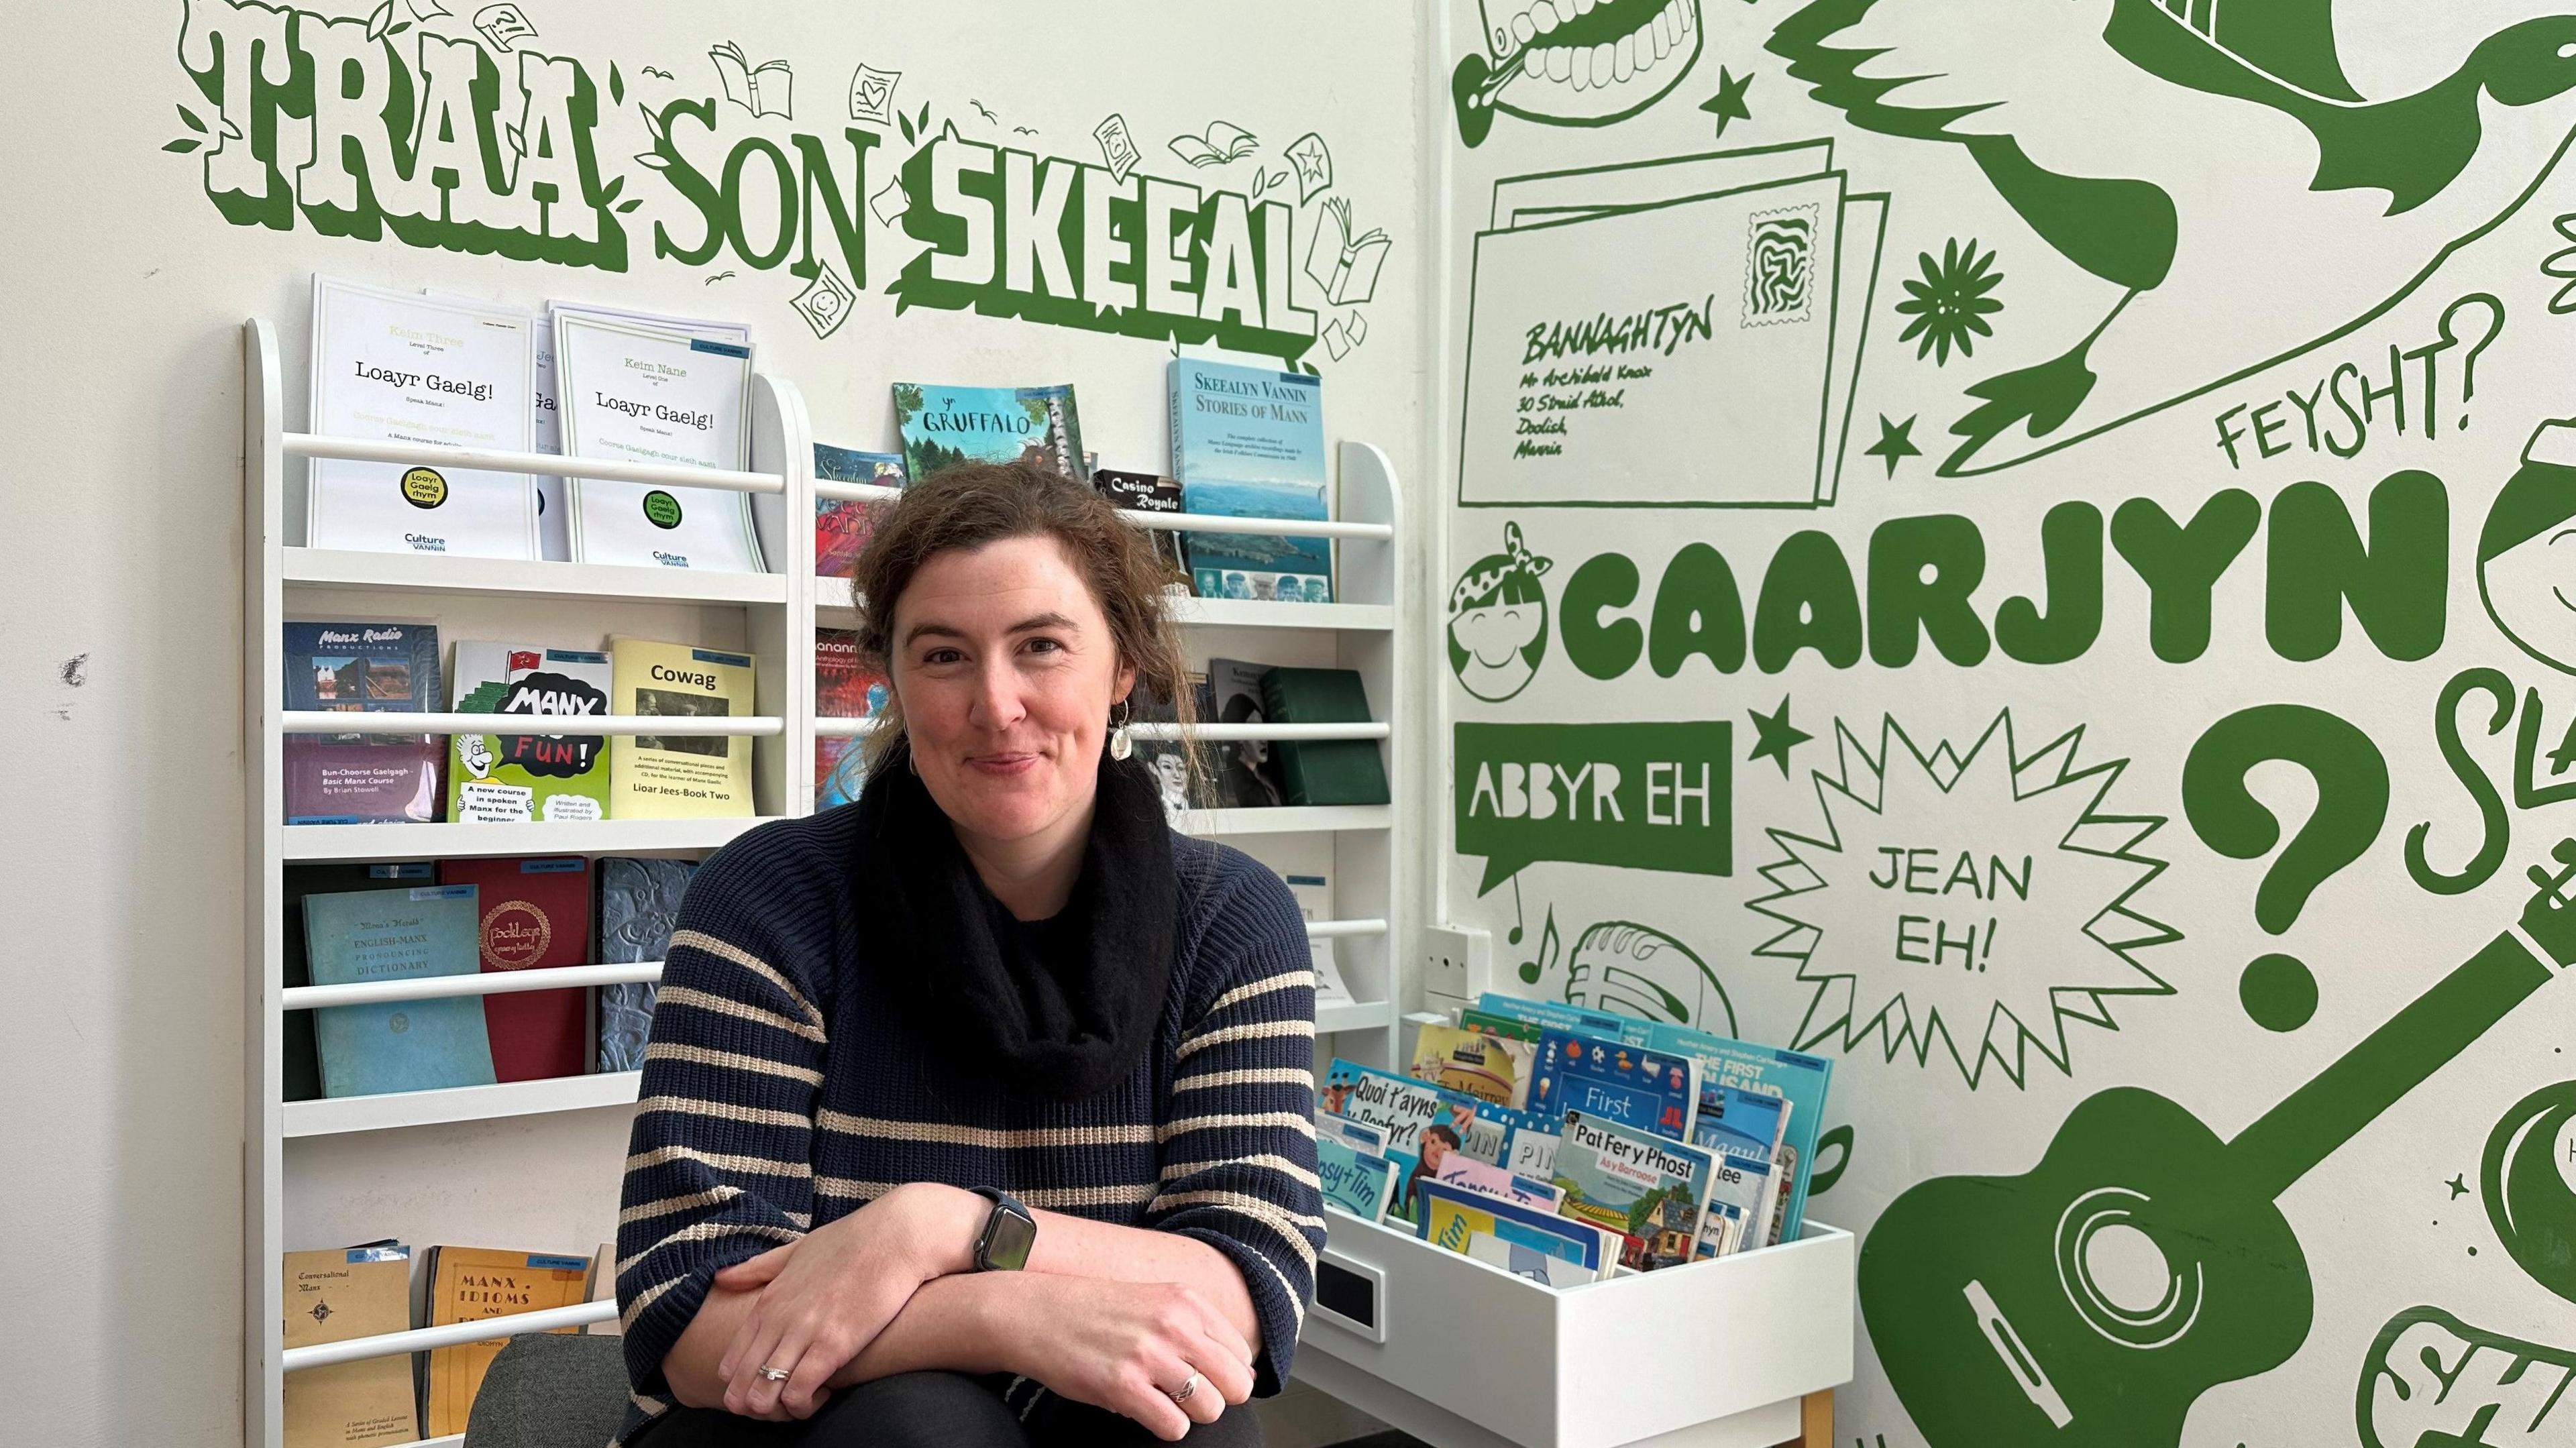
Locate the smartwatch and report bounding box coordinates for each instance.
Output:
[968,1186,1037,1272]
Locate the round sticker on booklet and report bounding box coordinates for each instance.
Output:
[400,467,449,509]
[642,490,684,529]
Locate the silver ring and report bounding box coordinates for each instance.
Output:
[757,1364,792,1382]
[1165,1372,1201,1404]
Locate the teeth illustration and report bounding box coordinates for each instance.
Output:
[1513,12,1536,44]
[1532,3,1559,33]
[1546,45,1572,81]
[1476,0,1703,123]
[1613,32,1635,82]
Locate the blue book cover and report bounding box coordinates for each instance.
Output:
[1646,1021,1834,1243]
[1321,1058,1491,1226]
[1167,359,1325,489]
[1316,1135,1397,1221]
[280,621,443,824]
[1471,991,1656,1046]
[303,885,495,1097]
[1179,479,1334,602]
[1527,1029,1699,1143]
[892,383,1086,484]
[1413,1178,1607,1274]
[595,856,699,1070]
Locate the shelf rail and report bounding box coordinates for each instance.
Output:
[280,712,784,736]
[282,1299,618,1372]
[812,476,1391,541]
[810,718,1389,742]
[284,433,783,496]
[283,961,663,1010]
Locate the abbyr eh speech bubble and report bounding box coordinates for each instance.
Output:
[1454,720,1731,895]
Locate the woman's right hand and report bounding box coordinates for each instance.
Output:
[1002,1275,1258,1440]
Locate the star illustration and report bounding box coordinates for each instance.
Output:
[1748,696,1812,779]
[2447,1173,2470,1199]
[1865,414,1922,478]
[1699,66,1754,140]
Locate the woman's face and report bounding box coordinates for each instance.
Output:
[890,534,1136,850]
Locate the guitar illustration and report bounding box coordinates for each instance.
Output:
[1861,838,2576,1447]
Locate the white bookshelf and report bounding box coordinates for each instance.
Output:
[241,319,1415,1447]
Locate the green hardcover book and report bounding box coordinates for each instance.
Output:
[1258,667,1389,806]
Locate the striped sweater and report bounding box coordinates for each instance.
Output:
[610,807,1324,1445]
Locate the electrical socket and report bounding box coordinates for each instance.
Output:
[1421,924,1493,1007]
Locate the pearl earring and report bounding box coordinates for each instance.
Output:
[1108,700,1134,761]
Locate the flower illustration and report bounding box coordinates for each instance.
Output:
[1894,237,2004,366]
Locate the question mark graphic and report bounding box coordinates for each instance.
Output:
[2436,292,2505,433]
[2182,704,2391,1032]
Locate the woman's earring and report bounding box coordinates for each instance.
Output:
[1108,700,1134,761]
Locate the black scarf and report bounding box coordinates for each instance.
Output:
[850,749,1179,1101]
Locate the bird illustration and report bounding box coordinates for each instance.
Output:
[1772,0,2576,474]
[1013,125,1040,135]
[970,99,998,123]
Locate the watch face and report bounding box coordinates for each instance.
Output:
[985,1207,1037,1272]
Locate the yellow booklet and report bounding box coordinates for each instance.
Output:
[1407,1023,1535,1107]
[282,1244,417,1448]
[421,1245,594,1436]
[608,637,756,818]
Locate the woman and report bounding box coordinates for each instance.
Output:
[611,463,1324,1447]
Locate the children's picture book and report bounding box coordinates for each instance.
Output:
[1207,658,1286,808]
[1415,1178,1611,1278]
[1466,1230,1596,1288]
[1260,667,1389,806]
[1552,1110,1717,1271]
[1480,1102,1564,1178]
[815,627,889,810]
[435,856,591,1082]
[1527,1029,1699,1143]
[1432,1152,1563,1211]
[814,443,906,578]
[1090,469,1191,594]
[1647,1020,1835,1244]
[303,885,496,1097]
[281,1243,417,1448]
[419,1245,592,1435]
[1407,1024,1535,1108]
[282,622,443,825]
[1690,1080,1793,1249]
[1283,873,1356,1009]
[608,638,755,818]
[446,643,611,823]
[893,382,1087,484]
[1320,1058,1487,1227]
[1470,991,1654,1046]
[1167,359,1331,602]
[595,856,698,1070]
[1316,1110,1387,1156]
[1697,1132,1782,1261]
[1317,1135,1397,1222]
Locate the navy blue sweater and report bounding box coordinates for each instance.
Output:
[611,809,1324,1444]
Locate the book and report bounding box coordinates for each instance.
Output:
[607,638,755,818]
[1090,469,1192,593]
[1415,1179,1611,1279]
[1647,1021,1834,1245]
[1168,120,1257,168]
[282,622,443,825]
[307,276,538,559]
[816,627,890,809]
[419,1245,594,1436]
[1471,991,1656,1046]
[1302,196,1392,307]
[303,885,496,1097]
[1552,1111,1719,1271]
[1527,1029,1698,1143]
[445,643,612,823]
[436,856,592,1082]
[1316,1110,1388,1156]
[1167,359,1330,602]
[1132,671,1221,821]
[582,1239,621,1335]
[1481,1102,1565,1178]
[1697,1129,1783,1261]
[1259,667,1389,806]
[892,382,1088,484]
[1320,1058,1488,1227]
[283,863,437,1101]
[596,857,698,1070]
[1432,1152,1563,1211]
[1407,1024,1535,1108]
[1688,1081,1793,1253]
[814,444,906,577]
[1283,872,1355,1009]
[708,40,792,119]
[555,310,763,572]
[1466,1229,1597,1288]
[282,1243,417,1448]
[1316,1135,1397,1221]
[1207,658,1287,808]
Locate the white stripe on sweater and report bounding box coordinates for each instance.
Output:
[635,1095,813,1131]
[669,928,825,1029]
[625,1144,813,1179]
[1173,1065,1315,1093]
[644,1040,824,1087]
[1159,1153,1321,1189]
[1175,1017,1313,1062]
[817,1111,1154,1149]
[1201,968,1313,1018]
[1156,1110,1316,1144]
[655,985,828,1044]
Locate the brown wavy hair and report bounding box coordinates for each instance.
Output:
[849,460,1194,773]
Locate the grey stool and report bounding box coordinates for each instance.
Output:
[463,1333,633,1447]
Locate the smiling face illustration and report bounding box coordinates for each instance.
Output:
[2480,420,2576,674]
[1448,524,1554,702]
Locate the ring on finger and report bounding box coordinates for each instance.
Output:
[1164,1372,1203,1405]
[757,1364,793,1383]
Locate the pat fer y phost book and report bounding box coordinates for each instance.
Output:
[1552,1109,1718,1271]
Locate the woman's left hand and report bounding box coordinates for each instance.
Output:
[710,1181,978,1419]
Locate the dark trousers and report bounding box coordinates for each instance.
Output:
[638,1371,1266,1448]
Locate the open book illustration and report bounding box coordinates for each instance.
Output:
[1305,196,1390,307]
[1169,120,1257,168]
[710,42,792,121]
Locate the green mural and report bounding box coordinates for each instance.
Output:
[2358,1306,2576,1447]
[1865,843,2576,1446]
[2180,704,2391,933]
[1452,0,1707,147]
[1455,720,1731,895]
[1448,524,1556,703]
[2483,1080,2576,1304]
[1749,711,2176,1089]
[1893,238,2003,367]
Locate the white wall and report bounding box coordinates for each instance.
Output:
[0,4,1428,1443]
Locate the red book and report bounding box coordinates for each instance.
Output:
[437,856,592,1082]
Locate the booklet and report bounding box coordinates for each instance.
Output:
[1415,1178,1611,1278]
[555,311,764,572]
[308,276,538,559]
[1552,1110,1717,1271]
[1317,1135,1397,1221]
